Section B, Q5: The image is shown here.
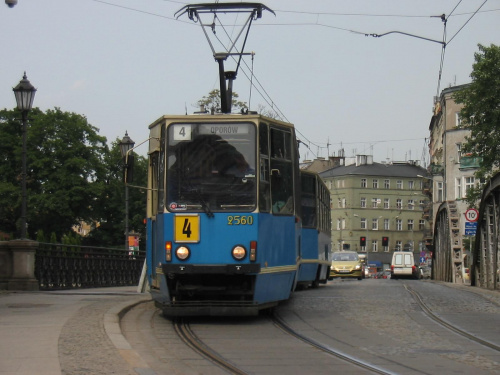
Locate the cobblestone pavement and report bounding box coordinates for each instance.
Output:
[2,281,500,374]
[0,287,149,375]
[277,279,500,374]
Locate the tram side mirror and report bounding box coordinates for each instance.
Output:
[271,169,281,178]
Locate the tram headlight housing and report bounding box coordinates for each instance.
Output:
[232,245,246,260]
[175,246,191,260]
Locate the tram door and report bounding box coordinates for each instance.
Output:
[269,127,294,215]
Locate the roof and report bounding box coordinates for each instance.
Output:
[319,162,428,179]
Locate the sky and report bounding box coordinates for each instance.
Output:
[1,0,498,165]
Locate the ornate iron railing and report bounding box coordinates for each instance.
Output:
[35,242,145,290]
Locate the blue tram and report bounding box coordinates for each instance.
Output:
[145,113,330,316]
[296,170,332,289]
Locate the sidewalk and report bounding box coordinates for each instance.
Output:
[0,286,151,375]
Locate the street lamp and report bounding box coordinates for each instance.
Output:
[119,131,135,250]
[13,72,36,239]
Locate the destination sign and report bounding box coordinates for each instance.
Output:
[199,124,250,135]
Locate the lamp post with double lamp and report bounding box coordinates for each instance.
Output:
[13,72,36,239]
[119,131,135,251]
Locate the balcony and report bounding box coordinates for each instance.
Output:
[429,163,444,175]
[460,156,481,169]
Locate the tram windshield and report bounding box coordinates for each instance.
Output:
[166,122,256,213]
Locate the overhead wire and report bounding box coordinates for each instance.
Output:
[91,0,494,159]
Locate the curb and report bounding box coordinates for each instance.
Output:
[104,294,157,375]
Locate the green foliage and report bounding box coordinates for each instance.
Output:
[0,107,146,247]
[197,89,247,114]
[454,44,500,205]
[81,139,147,249]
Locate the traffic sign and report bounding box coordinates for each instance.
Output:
[465,228,477,236]
[465,208,479,222]
[465,221,477,236]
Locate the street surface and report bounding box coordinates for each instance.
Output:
[121,279,500,374]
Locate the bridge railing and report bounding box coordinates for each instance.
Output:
[35,242,145,290]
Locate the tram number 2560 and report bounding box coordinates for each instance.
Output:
[227,215,254,225]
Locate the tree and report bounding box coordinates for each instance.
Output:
[454,44,500,205]
[82,139,147,249]
[197,89,247,114]
[0,107,147,246]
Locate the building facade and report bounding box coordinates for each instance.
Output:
[428,84,480,268]
[319,155,431,267]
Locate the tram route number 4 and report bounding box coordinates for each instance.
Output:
[174,215,200,243]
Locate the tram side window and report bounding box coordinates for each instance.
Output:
[259,123,270,212]
[149,152,159,216]
[270,127,294,215]
[301,174,316,228]
[158,136,166,212]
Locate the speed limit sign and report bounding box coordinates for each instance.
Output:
[465,208,479,222]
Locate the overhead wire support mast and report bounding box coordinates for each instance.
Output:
[175,3,275,114]
[366,31,446,46]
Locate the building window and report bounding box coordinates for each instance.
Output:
[384,179,390,189]
[465,176,475,197]
[408,219,414,231]
[384,218,390,230]
[337,179,345,188]
[408,180,415,190]
[397,180,403,189]
[361,218,367,229]
[419,219,425,230]
[408,199,415,210]
[456,143,462,162]
[372,218,379,230]
[419,200,425,210]
[396,219,402,231]
[456,177,462,199]
[456,112,462,127]
[337,218,345,230]
[396,199,402,209]
[373,179,379,189]
[384,198,390,209]
[372,240,378,252]
[395,241,402,251]
[407,240,414,251]
[437,182,444,202]
[372,198,379,208]
[361,197,366,208]
[361,178,367,188]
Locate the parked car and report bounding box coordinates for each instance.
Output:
[391,251,420,279]
[329,251,363,280]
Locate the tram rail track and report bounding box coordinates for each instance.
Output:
[173,318,248,375]
[173,315,396,375]
[271,313,396,375]
[404,284,500,352]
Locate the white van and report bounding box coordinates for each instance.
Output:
[391,251,419,279]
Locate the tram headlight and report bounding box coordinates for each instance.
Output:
[175,246,190,260]
[232,245,246,260]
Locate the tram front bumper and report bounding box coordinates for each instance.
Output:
[162,263,261,275]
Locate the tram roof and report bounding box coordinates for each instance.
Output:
[148,113,294,130]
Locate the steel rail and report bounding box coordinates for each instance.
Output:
[404,284,500,352]
[271,314,395,375]
[173,318,248,375]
